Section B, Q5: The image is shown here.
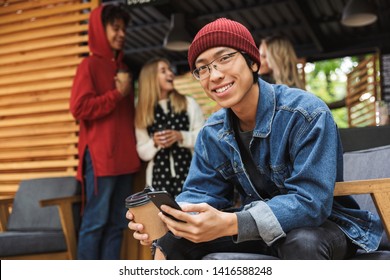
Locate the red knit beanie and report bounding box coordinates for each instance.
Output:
[188,18,260,72]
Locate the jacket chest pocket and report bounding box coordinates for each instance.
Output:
[216,160,243,182]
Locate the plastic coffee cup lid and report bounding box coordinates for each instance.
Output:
[125,191,150,208]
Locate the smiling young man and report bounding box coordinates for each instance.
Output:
[70,3,140,259]
[127,18,382,260]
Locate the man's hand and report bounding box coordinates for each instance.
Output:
[159,203,238,243]
[126,210,153,246]
[115,72,132,96]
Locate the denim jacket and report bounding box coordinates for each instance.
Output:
[176,79,383,252]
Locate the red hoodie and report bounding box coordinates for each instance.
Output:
[70,5,140,186]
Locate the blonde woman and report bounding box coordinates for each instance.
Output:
[259,36,305,89]
[135,58,204,197]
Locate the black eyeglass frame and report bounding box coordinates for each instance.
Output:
[192,51,240,80]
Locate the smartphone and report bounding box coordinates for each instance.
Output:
[147,191,184,222]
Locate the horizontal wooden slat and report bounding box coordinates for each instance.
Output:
[0,45,89,65]
[1,101,69,117]
[347,58,373,77]
[0,160,78,171]
[3,64,77,86]
[350,101,374,114]
[350,104,374,115]
[0,122,78,138]
[0,185,20,196]
[0,79,73,96]
[0,135,78,148]
[0,147,78,160]
[0,0,78,15]
[0,13,89,36]
[175,73,217,117]
[348,69,369,81]
[348,85,372,99]
[0,24,88,46]
[350,116,375,126]
[0,113,74,128]
[0,35,88,56]
[0,90,70,107]
[0,68,77,87]
[0,92,70,111]
[347,76,370,93]
[350,111,374,122]
[195,99,215,105]
[0,171,76,182]
[0,56,82,76]
[334,178,390,195]
[0,2,93,25]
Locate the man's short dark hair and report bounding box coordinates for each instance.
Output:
[102,3,131,27]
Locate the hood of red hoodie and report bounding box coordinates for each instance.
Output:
[88,5,123,61]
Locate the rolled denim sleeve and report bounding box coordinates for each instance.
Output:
[235,201,285,245]
[235,211,260,242]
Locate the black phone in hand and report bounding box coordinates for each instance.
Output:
[147,191,185,222]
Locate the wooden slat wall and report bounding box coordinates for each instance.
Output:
[0,0,99,196]
[174,72,219,117]
[346,55,379,127]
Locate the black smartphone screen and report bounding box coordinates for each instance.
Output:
[147,191,184,222]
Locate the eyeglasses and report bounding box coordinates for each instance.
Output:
[192,51,239,80]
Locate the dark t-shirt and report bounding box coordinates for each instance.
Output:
[232,114,279,199]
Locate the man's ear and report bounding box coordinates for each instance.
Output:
[251,61,259,73]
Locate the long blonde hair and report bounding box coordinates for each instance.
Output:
[135,57,187,128]
[261,36,305,89]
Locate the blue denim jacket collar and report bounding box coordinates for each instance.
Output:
[219,80,275,140]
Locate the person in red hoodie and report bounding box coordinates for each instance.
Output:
[70,3,140,259]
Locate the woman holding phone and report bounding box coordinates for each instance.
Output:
[135,57,204,197]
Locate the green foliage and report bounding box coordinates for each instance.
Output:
[305,57,357,128]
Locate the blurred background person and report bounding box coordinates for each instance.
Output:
[259,35,305,89]
[70,3,140,259]
[258,37,275,84]
[135,57,204,197]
